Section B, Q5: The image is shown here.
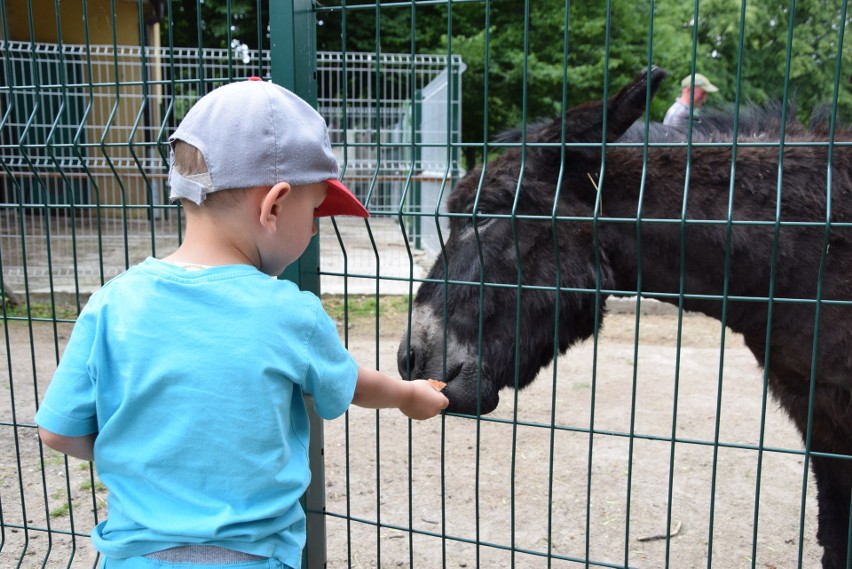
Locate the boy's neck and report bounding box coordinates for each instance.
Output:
[161,244,257,269]
[162,211,260,269]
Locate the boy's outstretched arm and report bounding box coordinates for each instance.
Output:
[38,427,96,462]
[352,366,448,420]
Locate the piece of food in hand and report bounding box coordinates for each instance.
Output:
[427,379,447,391]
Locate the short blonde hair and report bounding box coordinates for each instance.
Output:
[172,141,209,177]
[171,141,249,208]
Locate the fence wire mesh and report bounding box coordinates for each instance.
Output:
[0,40,463,297]
[2,1,851,568]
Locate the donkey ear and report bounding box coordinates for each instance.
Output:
[605,66,667,138]
[563,66,667,146]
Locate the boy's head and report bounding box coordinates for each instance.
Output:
[168,78,368,218]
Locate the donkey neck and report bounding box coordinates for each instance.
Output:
[595,143,849,328]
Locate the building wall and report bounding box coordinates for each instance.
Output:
[5,0,146,45]
[3,0,162,214]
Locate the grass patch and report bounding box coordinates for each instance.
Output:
[4,297,414,325]
[3,302,78,320]
[42,449,66,468]
[50,502,71,518]
[80,479,107,493]
[49,489,72,518]
[3,297,409,325]
[322,294,411,324]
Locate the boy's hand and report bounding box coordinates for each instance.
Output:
[352,366,449,418]
[400,379,449,420]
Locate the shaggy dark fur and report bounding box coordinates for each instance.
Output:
[398,67,852,568]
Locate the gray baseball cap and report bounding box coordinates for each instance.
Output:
[168,77,368,217]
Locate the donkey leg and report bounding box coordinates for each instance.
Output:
[811,455,852,569]
[767,374,852,569]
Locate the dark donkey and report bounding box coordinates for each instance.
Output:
[397,67,852,567]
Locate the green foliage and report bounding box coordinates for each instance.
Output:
[162,0,267,50]
[316,2,449,54]
[162,1,850,160]
[656,0,849,127]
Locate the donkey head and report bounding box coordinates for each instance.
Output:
[397,67,667,415]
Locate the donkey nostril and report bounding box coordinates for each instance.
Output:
[398,347,416,379]
[405,348,416,375]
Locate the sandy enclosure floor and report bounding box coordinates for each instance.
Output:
[1,306,820,569]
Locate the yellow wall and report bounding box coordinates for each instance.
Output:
[5,0,146,46]
[4,0,164,213]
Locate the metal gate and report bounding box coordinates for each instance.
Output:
[2,1,851,568]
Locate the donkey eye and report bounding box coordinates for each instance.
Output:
[469,210,493,228]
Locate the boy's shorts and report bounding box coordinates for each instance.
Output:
[100,560,285,569]
[100,546,291,569]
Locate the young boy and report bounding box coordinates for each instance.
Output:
[35,78,448,569]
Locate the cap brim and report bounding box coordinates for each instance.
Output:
[315,179,370,218]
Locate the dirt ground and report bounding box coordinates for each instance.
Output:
[1,302,821,568]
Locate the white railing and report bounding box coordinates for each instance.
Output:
[0,41,465,294]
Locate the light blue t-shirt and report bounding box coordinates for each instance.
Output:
[35,258,358,568]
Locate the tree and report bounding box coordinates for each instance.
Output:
[162,0,850,162]
[651,0,851,126]
[161,0,267,52]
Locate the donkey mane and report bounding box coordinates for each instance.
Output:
[493,99,839,146]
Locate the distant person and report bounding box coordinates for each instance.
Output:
[663,73,719,127]
[35,78,449,569]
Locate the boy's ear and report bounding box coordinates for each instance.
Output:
[259,182,291,231]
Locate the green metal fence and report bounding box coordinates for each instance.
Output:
[2,1,850,568]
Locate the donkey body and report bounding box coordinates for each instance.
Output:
[398,67,852,567]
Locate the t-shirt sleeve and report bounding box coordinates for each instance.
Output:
[302,301,358,421]
[34,309,99,437]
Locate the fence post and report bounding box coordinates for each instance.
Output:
[268,3,326,569]
[412,88,422,250]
